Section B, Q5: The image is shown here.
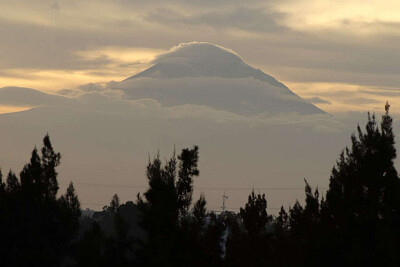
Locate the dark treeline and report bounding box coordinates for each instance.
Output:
[1,104,400,266]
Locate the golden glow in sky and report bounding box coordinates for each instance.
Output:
[278,0,400,34]
[0,47,164,92]
[0,105,32,114]
[0,0,399,113]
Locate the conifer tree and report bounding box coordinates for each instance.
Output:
[322,103,400,265]
[226,190,271,266]
[6,170,19,192]
[109,194,120,213]
[0,169,5,193]
[137,147,201,266]
[303,179,320,224]
[240,190,269,236]
[59,182,82,235]
[138,153,179,266]
[276,206,289,232]
[289,201,304,234]
[177,146,199,216]
[20,148,42,198]
[41,134,61,199]
[192,193,207,226]
[0,135,81,266]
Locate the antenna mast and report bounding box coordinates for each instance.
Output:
[222,193,229,212]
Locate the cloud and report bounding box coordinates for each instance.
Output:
[153,42,243,64]
[341,98,381,105]
[147,7,285,33]
[0,86,74,107]
[117,75,324,115]
[306,97,331,105]
[0,84,339,132]
[359,87,400,97]
[277,0,400,35]
[76,47,163,69]
[50,2,60,11]
[340,19,400,34]
[77,93,344,133]
[78,83,107,92]
[0,0,400,113]
[57,89,79,96]
[286,82,400,114]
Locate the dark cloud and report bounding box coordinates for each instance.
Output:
[0,20,103,70]
[147,7,285,33]
[0,18,158,71]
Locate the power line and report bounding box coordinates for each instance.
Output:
[80,202,283,211]
[0,159,330,175]
[60,182,328,191]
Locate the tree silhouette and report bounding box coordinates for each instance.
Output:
[177,146,199,216]
[192,193,207,226]
[3,105,400,266]
[59,182,82,240]
[135,146,228,266]
[320,103,400,265]
[0,134,81,266]
[6,170,20,192]
[41,134,61,199]
[275,206,289,233]
[240,190,269,236]
[75,221,109,267]
[226,190,272,267]
[0,169,4,192]
[137,147,201,266]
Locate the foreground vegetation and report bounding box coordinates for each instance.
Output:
[1,104,400,266]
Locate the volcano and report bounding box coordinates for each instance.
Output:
[116,42,324,115]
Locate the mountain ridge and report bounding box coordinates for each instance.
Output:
[117,42,324,115]
[124,42,288,90]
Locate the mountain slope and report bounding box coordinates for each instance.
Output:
[117,42,324,115]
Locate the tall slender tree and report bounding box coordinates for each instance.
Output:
[41,134,61,199]
[177,146,199,216]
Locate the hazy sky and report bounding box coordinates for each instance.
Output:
[1,1,400,212]
[1,0,400,113]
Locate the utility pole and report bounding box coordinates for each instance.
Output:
[221,193,229,212]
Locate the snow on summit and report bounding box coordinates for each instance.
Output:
[125,42,284,87]
[118,42,325,115]
[154,42,243,65]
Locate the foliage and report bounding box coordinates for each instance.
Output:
[0,134,81,266]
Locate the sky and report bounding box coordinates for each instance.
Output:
[1,1,400,212]
[1,0,400,114]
